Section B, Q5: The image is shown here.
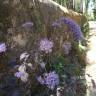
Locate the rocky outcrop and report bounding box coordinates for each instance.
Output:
[0,0,87,60]
[0,0,87,95]
[0,0,86,51]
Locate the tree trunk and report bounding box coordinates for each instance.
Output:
[80,0,86,13]
[66,0,74,9]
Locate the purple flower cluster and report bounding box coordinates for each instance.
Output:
[62,42,71,54]
[15,71,29,82]
[0,43,6,53]
[52,17,84,41]
[52,20,61,28]
[39,38,54,53]
[15,71,25,78]
[44,71,59,90]
[36,76,45,85]
[60,17,84,41]
[15,54,30,82]
[37,71,59,90]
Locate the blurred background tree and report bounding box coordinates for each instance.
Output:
[53,0,96,20]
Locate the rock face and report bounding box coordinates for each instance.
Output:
[0,0,87,95]
[0,0,86,52]
[0,0,87,59]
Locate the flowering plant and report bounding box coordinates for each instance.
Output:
[0,43,6,53]
[37,71,59,90]
[52,17,84,41]
[0,16,85,95]
[39,38,54,53]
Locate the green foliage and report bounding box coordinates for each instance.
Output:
[52,55,65,75]
[79,14,89,38]
[52,54,85,77]
[51,54,86,96]
[81,21,89,38]
[93,9,96,20]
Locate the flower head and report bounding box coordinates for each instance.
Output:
[44,71,59,90]
[39,38,54,53]
[15,71,25,78]
[37,71,59,90]
[62,42,71,54]
[52,17,84,41]
[60,17,84,41]
[15,71,28,82]
[36,76,45,84]
[0,43,6,53]
[15,64,29,82]
[52,20,61,27]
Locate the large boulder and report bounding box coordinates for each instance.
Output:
[0,0,87,53]
[0,0,87,59]
[0,0,87,95]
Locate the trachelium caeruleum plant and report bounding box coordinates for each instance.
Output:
[0,17,85,95]
[52,17,84,41]
[15,52,30,82]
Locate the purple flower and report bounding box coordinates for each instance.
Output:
[52,21,61,28]
[15,71,24,78]
[22,21,33,28]
[36,76,45,84]
[15,71,28,82]
[0,43,6,53]
[62,42,71,54]
[44,71,59,90]
[39,38,54,53]
[37,71,59,90]
[60,17,84,41]
[52,17,84,41]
